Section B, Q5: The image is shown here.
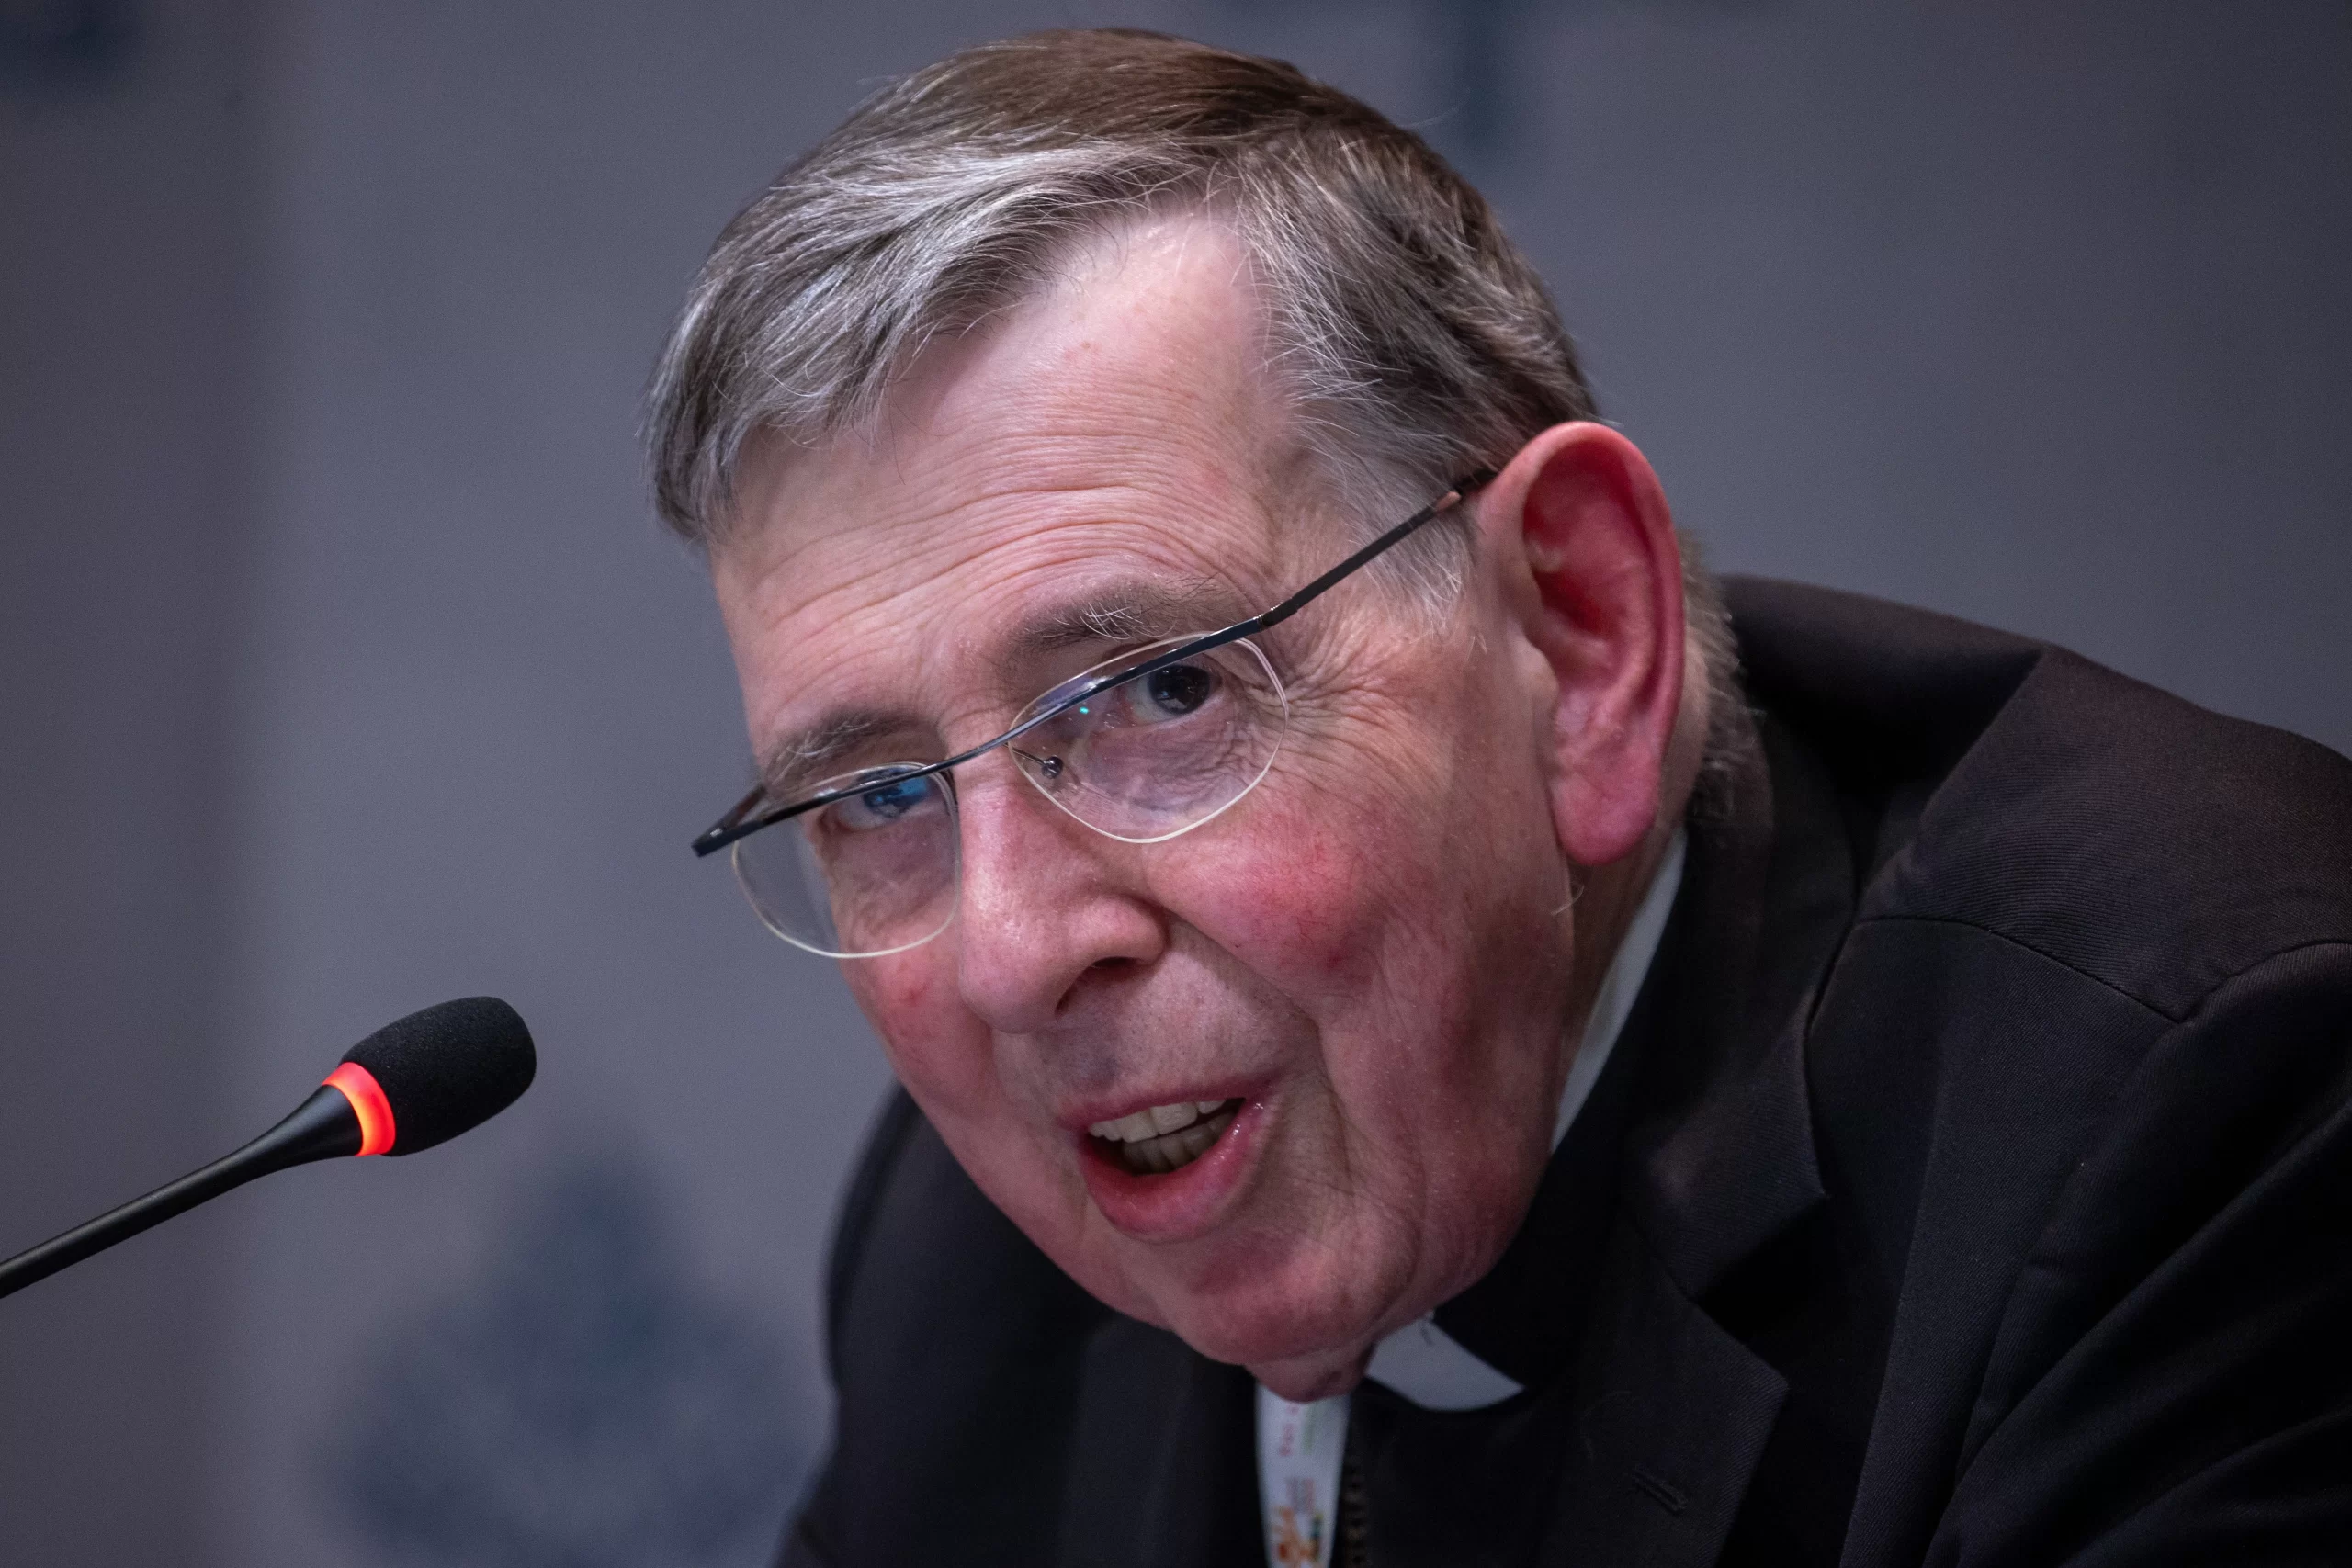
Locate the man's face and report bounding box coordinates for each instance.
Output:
[713,218,1584,1395]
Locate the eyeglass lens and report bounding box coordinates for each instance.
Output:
[732,636,1287,957]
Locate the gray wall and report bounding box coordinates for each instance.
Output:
[3,3,2344,1563]
[2,3,254,1561]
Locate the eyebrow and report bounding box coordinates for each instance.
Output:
[754,708,921,796]
[753,576,1253,796]
[1007,576,1242,656]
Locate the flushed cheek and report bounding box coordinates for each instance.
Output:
[849,950,1096,1198]
[1170,789,1564,1175]
[847,952,996,1111]
[1165,797,1453,1002]
[1156,808,1501,1171]
[850,960,1109,1278]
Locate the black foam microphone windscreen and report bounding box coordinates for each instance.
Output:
[341,996,536,1155]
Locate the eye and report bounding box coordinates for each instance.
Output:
[826,773,942,833]
[1132,660,1216,721]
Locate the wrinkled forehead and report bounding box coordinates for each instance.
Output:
[710,216,1326,761]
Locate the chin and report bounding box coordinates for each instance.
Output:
[1114,1245,1407,1382]
[1179,1294,1381,1404]
[1249,1351,1373,1404]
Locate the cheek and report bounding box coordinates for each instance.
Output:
[1173,810,1375,977]
[845,950,993,1108]
[1163,776,1458,1004]
[1161,697,1573,1124]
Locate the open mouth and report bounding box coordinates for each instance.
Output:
[1087,1098,1245,1175]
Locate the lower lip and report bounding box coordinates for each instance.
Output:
[1077,1098,1266,1242]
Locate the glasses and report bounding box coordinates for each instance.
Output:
[692,469,1495,958]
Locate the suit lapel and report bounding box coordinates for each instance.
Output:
[1544,1221,1791,1568]
[1539,1010,1827,1567]
[1539,705,1858,1567]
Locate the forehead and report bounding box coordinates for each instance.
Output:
[713,216,1312,762]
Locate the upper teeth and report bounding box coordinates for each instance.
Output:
[1090,1100,1227,1144]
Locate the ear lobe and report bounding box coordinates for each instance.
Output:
[1490,423,1686,868]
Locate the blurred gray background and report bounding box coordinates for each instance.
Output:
[2,1,2345,1562]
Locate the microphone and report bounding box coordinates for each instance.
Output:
[0,997,534,1302]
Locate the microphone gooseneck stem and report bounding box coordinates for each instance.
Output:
[0,1085,362,1303]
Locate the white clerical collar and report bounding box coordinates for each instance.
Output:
[1359,827,1688,1411]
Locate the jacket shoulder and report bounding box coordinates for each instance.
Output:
[1726,577,2352,1019]
[1725,581,2352,1563]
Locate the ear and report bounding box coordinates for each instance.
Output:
[1482,423,1686,868]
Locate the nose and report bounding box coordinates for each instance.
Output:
[951,762,1168,1034]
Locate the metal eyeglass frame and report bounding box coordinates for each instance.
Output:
[689,468,1497,859]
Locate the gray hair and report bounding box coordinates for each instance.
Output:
[647,29,1593,544]
[646,28,1740,749]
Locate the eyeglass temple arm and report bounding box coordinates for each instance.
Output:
[1244,469,1495,634]
[694,781,772,857]
[992,468,1498,715]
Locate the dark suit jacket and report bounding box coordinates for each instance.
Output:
[780,581,2352,1567]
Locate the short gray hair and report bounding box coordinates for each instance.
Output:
[647,28,1595,547]
[645,28,1740,741]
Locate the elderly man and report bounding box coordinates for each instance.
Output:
[646,30,2352,1568]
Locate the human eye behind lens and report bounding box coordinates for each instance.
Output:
[1121,659,1220,723]
[824,771,944,833]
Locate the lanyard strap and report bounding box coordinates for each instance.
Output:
[1256,1384,1351,1568]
